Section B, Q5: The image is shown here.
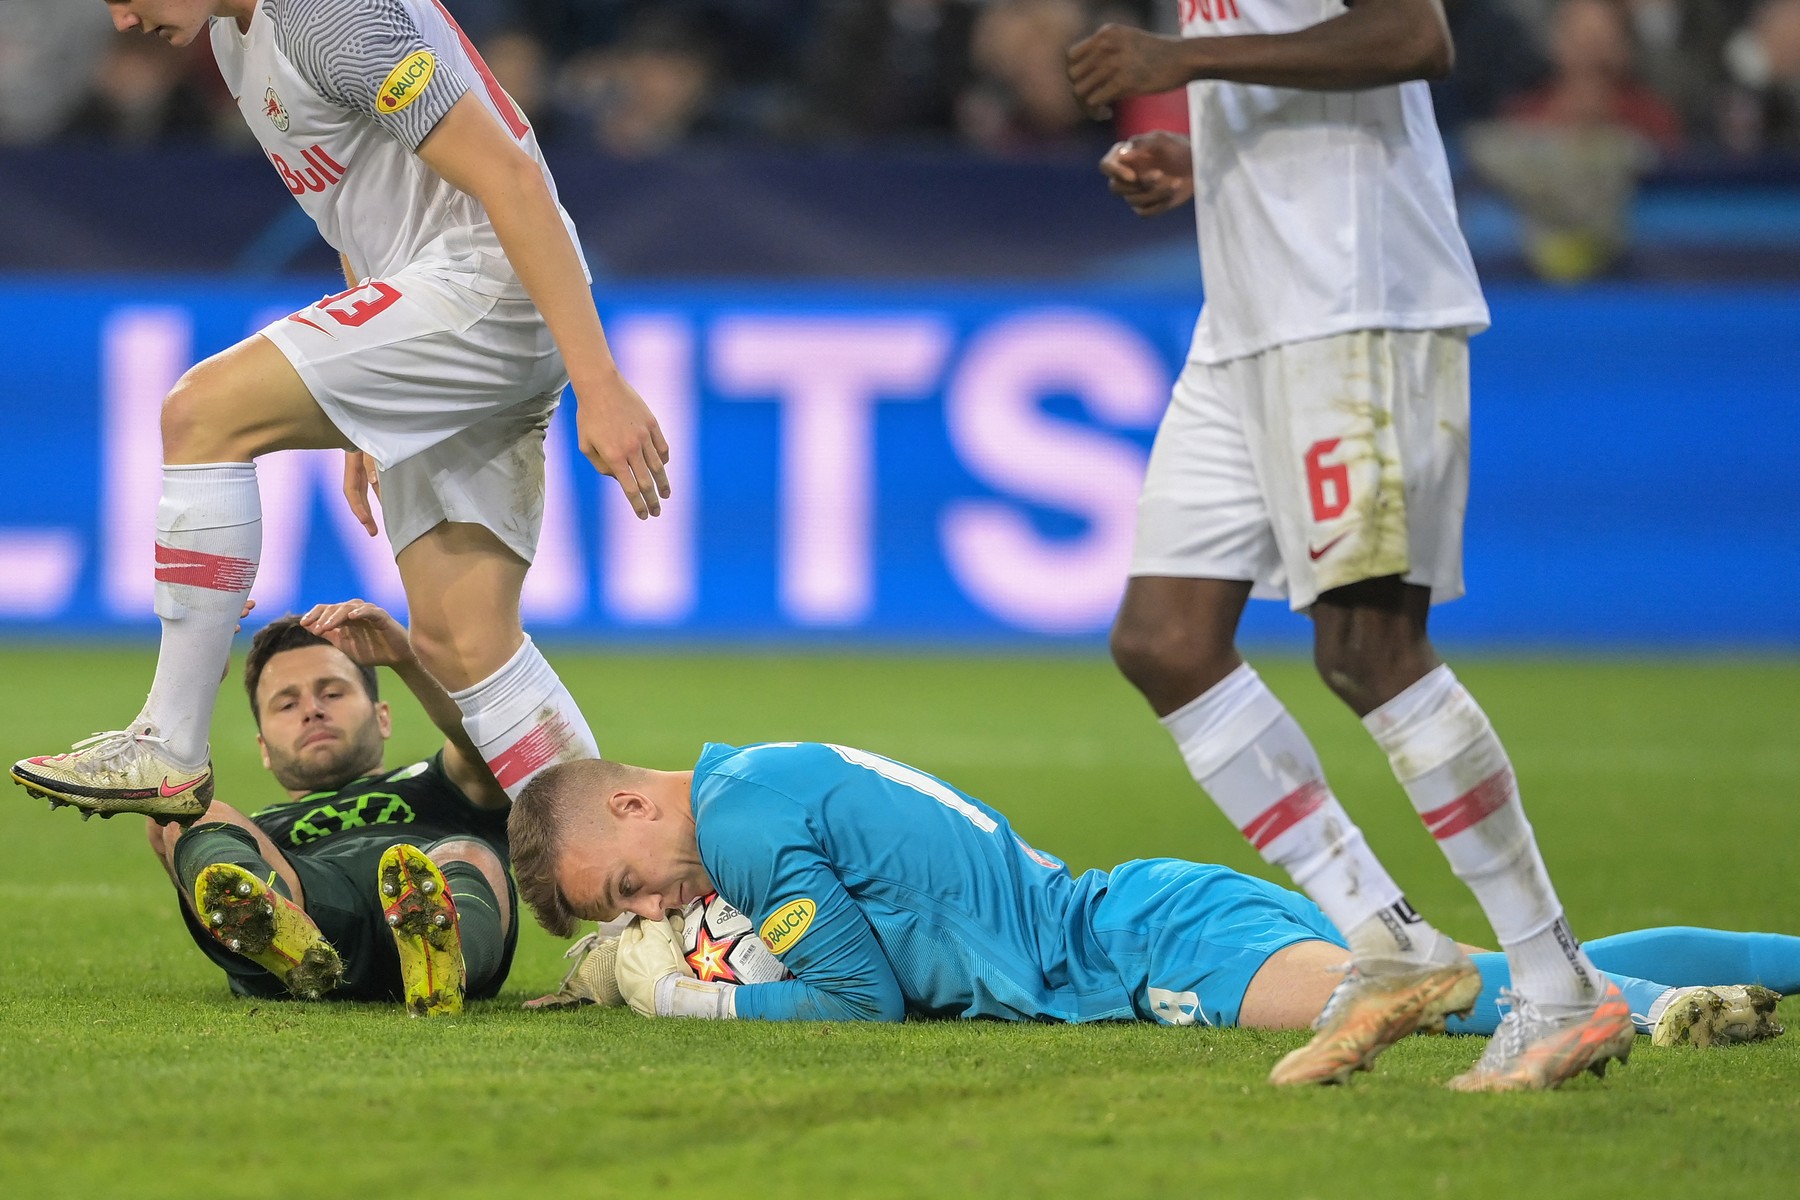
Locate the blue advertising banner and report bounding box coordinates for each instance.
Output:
[0,278,1794,646]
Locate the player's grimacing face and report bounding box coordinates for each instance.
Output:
[104,0,230,47]
[255,644,390,793]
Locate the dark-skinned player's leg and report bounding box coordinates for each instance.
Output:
[1312,576,1632,1092]
[1113,575,1478,1084]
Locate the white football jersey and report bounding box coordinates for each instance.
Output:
[211,0,586,297]
[1178,0,1489,364]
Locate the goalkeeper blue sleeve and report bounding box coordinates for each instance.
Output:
[697,772,906,1022]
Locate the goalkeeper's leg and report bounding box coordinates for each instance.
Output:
[1449,929,1790,1047]
[1579,927,1800,994]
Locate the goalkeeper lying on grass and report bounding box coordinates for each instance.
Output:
[509,743,1791,1079]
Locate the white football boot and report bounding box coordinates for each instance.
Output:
[1270,952,1483,1086]
[1651,985,1784,1048]
[1447,981,1635,1092]
[13,722,212,825]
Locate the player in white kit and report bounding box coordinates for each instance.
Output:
[1067,0,1633,1091]
[14,0,666,820]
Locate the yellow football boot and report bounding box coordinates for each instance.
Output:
[379,844,466,1018]
[194,863,342,1000]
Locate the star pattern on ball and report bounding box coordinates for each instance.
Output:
[686,923,739,984]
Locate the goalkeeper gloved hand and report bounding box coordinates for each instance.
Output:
[521,927,625,1010]
[615,914,737,1019]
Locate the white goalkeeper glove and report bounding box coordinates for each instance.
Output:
[615,915,737,1019]
[521,928,625,1010]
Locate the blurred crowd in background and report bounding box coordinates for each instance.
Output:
[2,0,1797,281]
[5,0,1797,157]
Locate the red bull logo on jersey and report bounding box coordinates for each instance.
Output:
[378,51,437,114]
[268,145,348,196]
[263,88,290,132]
[759,899,816,956]
[1178,0,1241,21]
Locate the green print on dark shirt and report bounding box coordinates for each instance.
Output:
[286,790,417,845]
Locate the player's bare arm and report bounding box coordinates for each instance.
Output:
[416,95,672,520]
[299,598,507,809]
[1068,0,1452,115]
[1100,132,1195,218]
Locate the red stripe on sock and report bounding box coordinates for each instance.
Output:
[1420,766,1516,840]
[1240,780,1328,851]
[153,543,257,592]
[486,714,575,791]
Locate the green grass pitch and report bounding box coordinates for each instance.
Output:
[2,645,1796,1198]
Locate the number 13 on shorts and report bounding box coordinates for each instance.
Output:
[286,281,405,337]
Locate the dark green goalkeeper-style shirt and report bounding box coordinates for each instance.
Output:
[250,751,508,859]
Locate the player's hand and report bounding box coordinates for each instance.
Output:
[341,451,382,538]
[522,930,625,1010]
[1100,132,1195,217]
[220,598,259,682]
[574,369,671,521]
[299,598,412,669]
[1068,24,1193,118]
[614,916,692,1018]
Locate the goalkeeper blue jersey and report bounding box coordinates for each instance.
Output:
[692,740,1138,1023]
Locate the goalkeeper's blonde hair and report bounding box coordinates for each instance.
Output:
[509,758,648,939]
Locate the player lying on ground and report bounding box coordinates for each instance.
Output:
[123,601,514,1016]
[14,0,661,831]
[508,744,1787,1077]
[545,902,1789,1054]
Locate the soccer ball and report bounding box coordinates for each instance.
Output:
[679,892,791,985]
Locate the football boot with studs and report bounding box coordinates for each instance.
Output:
[379,844,466,1018]
[194,862,342,1000]
[14,723,212,826]
[1651,984,1784,1048]
[1271,953,1483,1086]
[1447,981,1635,1092]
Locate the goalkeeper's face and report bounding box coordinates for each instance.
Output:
[558,780,711,924]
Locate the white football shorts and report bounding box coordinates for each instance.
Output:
[258,265,568,563]
[1130,327,1472,610]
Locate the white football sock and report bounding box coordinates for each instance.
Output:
[1364,665,1602,1009]
[1163,664,1435,958]
[142,463,261,768]
[449,636,600,800]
